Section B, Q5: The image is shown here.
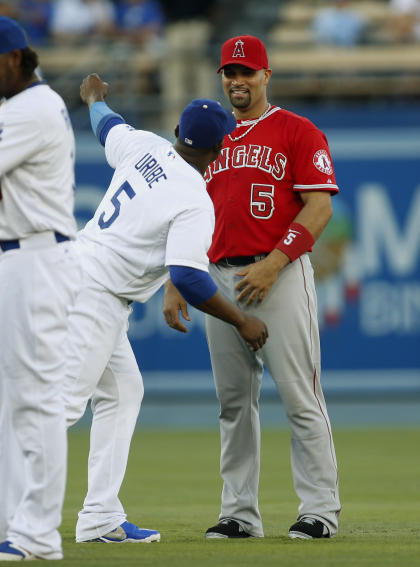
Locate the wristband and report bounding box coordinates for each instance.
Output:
[90,102,125,146]
[275,222,315,262]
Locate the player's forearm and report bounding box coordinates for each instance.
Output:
[195,291,269,351]
[270,192,333,266]
[80,74,125,145]
[169,268,247,326]
[82,89,105,108]
[170,266,245,325]
[89,102,125,145]
[293,194,333,241]
[264,248,291,273]
[194,290,246,328]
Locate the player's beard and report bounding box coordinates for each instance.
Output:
[229,91,251,110]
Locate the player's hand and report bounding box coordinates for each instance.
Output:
[162,279,191,333]
[235,253,288,306]
[237,315,269,351]
[80,73,109,107]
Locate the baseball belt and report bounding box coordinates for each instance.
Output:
[216,254,268,267]
[0,231,70,252]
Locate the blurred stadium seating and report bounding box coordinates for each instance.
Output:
[20,0,418,133]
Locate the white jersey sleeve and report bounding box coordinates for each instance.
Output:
[165,206,214,271]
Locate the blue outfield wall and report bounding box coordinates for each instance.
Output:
[73,107,420,398]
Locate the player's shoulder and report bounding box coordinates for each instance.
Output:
[105,124,166,165]
[1,85,61,132]
[170,158,211,206]
[172,157,204,190]
[108,123,164,146]
[272,106,320,133]
[26,83,64,106]
[15,84,68,123]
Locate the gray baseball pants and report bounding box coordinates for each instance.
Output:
[206,254,341,537]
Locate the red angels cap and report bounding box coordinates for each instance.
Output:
[217,35,268,73]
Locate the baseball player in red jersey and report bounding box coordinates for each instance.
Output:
[164,34,341,539]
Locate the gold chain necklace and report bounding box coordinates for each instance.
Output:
[228,104,272,142]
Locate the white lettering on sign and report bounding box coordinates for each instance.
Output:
[358,183,420,277]
[361,281,420,335]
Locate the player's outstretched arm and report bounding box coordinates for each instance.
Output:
[80,73,125,147]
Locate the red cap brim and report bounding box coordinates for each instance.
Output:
[217,60,265,73]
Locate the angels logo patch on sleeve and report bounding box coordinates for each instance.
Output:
[313,149,333,175]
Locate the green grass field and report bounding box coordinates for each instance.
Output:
[59,428,420,567]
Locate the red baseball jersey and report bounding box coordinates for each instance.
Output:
[204,105,339,263]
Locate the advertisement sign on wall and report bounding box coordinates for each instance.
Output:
[74,125,420,393]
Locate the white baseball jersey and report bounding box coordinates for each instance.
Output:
[0,83,77,240]
[78,124,215,302]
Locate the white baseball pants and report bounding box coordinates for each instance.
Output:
[206,254,341,537]
[63,271,143,542]
[0,239,80,559]
[0,394,24,542]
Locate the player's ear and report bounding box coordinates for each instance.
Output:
[14,49,23,64]
[8,49,23,72]
[263,68,272,85]
[174,124,180,139]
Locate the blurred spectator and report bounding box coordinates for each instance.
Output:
[159,0,215,22]
[159,0,217,132]
[311,0,367,47]
[50,0,116,44]
[389,0,420,42]
[18,0,53,45]
[0,1,19,18]
[114,0,165,49]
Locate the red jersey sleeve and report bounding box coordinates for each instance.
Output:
[290,118,339,195]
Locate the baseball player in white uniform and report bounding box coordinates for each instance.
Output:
[0,17,80,561]
[62,73,268,544]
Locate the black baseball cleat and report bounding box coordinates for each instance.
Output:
[206,519,252,539]
[288,517,331,539]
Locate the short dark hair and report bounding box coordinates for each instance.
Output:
[20,46,38,80]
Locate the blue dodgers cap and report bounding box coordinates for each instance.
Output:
[179,98,236,149]
[0,17,28,54]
